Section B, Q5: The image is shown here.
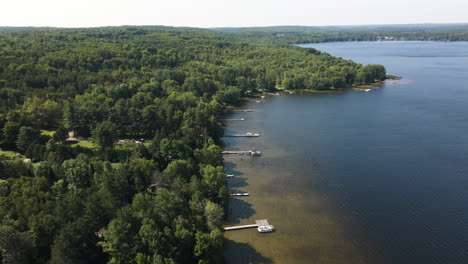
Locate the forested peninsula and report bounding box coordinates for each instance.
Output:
[0,27,386,263]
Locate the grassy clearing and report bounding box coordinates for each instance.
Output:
[67,139,98,149]
[0,150,24,159]
[41,130,56,137]
[75,140,97,149]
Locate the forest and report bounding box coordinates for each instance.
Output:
[0,27,386,263]
[213,24,468,43]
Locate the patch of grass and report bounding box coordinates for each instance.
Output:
[111,163,121,169]
[0,150,24,159]
[76,140,97,149]
[41,130,56,137]
[68,140,98,149]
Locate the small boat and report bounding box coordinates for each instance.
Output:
[249,150,261,156]
[365,89,371,92]
[245,132,260,137]
[257,225,274,233]
[255,100,261,103]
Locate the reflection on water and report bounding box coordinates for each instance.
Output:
[224,42,468,264]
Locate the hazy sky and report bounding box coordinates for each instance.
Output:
[1,0,467,28]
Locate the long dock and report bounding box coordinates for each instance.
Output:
[230,192,249,197]
[222,150,261,156]
[224,219,273,232]
[224,133,259,137]
[233,109,253,112]
[221,118,245,121]
[224,224,257,231]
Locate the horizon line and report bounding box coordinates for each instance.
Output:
[1,22,468,30]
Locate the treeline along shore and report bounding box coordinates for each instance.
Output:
[0,26,388,263]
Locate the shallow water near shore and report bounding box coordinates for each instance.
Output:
[223,41,468,264]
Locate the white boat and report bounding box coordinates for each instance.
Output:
[249,150,261,156]
[257,225,274,233]
[365,89,371,92]
[245,132,260,136]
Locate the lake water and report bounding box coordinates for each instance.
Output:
[223,41,468,264]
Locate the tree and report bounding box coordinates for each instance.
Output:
[194,144,223,166]
[162,159,194,183]
[193,229,223,264]
[53,126,68,143]
[0,225,36,264]
[16,126,40,152]
[204,201,223,231]
[0,180,9,196]
[200,165,226,203]
[99,206,139,264]
[1,121,20,148]
[92,120,115,149]
[62,157,92,193]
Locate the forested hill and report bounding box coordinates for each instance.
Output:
[211,23,468,43]
[0,27,385,264]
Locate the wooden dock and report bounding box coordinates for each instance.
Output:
[224,219,273,231]
[230,192,249,197]
[221,118,245,121]
[224,224,258,231]
[224,133,259,137]
[222,150,261,156]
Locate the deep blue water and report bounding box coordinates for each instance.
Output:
[295,41,468,263]
[224,41,468,263]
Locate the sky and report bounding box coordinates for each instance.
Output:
[1,0,467,28]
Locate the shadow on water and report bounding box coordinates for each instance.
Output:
[224,239,273,264]
[224,162,244,176]
[227,198,255,224]
[228,177,248,188]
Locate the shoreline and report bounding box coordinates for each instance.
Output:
[222,98,385,264]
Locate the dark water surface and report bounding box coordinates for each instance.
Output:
[223,41,468,264]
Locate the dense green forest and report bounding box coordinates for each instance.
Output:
[212,24,468,43]
[0,27,386,263]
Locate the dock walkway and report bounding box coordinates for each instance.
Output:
[222,150,261,156]
[224,219,272,231]
[221,118,245,121]
[224,133,259,137]
[224,224,257,231]
[230,192,249,197]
